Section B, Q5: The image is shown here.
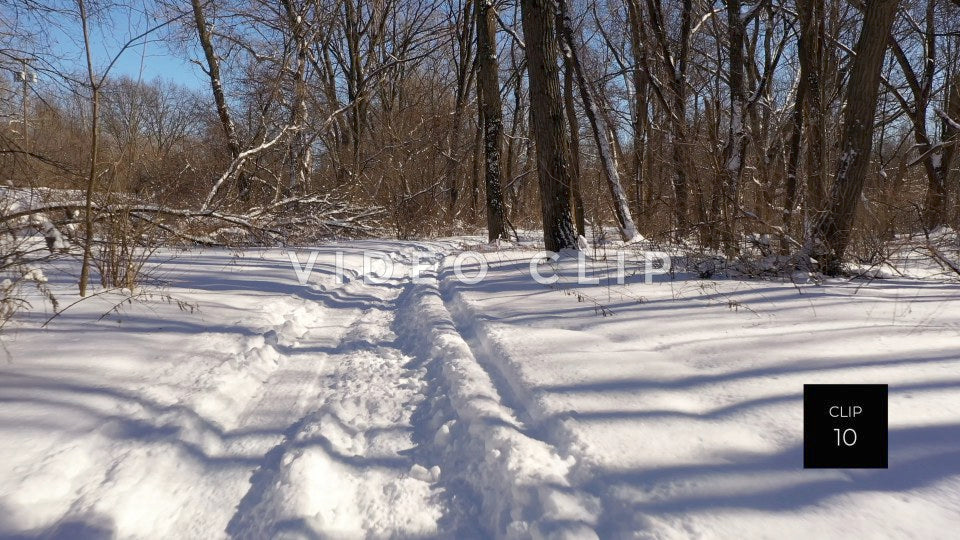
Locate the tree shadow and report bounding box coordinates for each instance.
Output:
[588,422,960,536]
[0,506,114,540]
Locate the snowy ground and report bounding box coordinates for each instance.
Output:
[1,239,959,539]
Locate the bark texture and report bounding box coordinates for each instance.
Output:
[810,0,900,273]
[476,0,508,241]
[557,0,639,241]
[520,0,578,251]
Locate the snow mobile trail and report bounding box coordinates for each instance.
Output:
[395,256,601,539]
[226,242,601,538]
[0,242,602,539]
[226,244,452,538]
[0,243,465,539]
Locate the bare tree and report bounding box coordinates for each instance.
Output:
[562,54,586,236]
[190,0,250,201]
[556,0,638,241]
[625,0,649,222]
[76,0,99,297]
[886,0,956,229]
[280,0,313,195]
[719,0,748,248]
[809,0,900,273]
[520,0,578,251]
[476,0,507,241]
[646,0,694,239]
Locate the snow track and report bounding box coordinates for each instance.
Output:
[0,298,329,539]
[227,246,449,539]
[223,243,602,539]
[0,242,649,538]
[1,244,459,539]
[396,263,600,539]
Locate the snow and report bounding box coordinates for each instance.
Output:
[441,248,960,537]
[1,239,959,538]
[0,243,454,538]
[1,187,69,254]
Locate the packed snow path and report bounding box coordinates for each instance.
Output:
[1,243,455,538]
[0,241,597,539]
[225,256,450,537]
[2,239,960,538]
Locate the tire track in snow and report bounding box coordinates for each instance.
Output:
[436,266,630,536]
[395,261,601,539]
[227,246,450,539]
[438,278,574,443]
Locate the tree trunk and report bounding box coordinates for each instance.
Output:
[443,0,477,221]
[344,0,367,181]
[721,0,748,249]
[645,0,692,239]
[280,0,311,196]
[937,72,960,225]
[920,7,955,228]
[520,0,578,251]
[191,0,248,199]
[78,0,97,297]
[563,59,586,236]
[626,0,648,223]
[810,0,899,273]
[783,71,805,238]
[557,0,639,241]
[476,0,508,241]
[798,0,827,228]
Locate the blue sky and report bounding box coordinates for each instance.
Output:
[24,1,208,92]
[105,39,206,91]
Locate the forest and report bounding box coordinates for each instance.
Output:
[0,0,960,296]
[2,0,958,305]
[3,2,960,538]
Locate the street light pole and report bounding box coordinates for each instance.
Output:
[14,58,32,147]
[20,59,29,148]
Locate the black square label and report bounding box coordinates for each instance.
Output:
[803,384,888,468]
